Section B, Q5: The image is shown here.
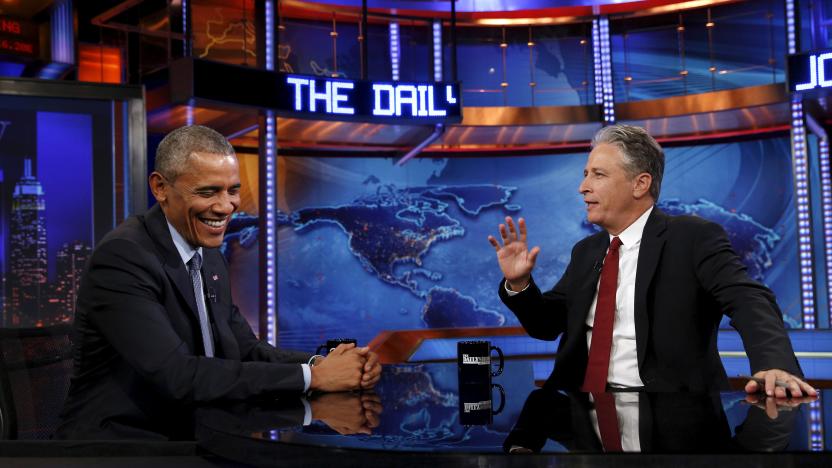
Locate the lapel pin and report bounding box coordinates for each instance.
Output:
[212,274,219,281]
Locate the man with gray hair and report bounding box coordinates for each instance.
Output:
[489,124,813,398]
[57,125,381,440]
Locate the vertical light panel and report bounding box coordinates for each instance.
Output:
[265,0,275,71]
[264,111,277,345]
[786,0,797,54]
[792,98,817,329]
[592,17,615,124]
[390,22,400,81]
[264,0,278,345]
[810,399,824,451]
[186,100,194,126]
[591,19,603,108]
[182,0,190,56]
[50,0,74,64]
[432,20,442,82]
[819,137,832,326]
[786,0,816,328]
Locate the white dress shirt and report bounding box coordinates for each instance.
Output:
[505,206,653,388]
[585,206,652,388]
[588,392,641,451]
[165,220,313,391]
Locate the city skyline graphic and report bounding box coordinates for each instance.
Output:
[0,109,95,328]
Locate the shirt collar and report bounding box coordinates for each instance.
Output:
[166,219,203,266]
[610,205,653,249]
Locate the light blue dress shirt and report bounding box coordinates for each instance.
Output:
[165,220,312,391]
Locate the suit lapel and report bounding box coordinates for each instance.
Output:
[202,250,238,359]
[144,204,200,320]
[570,234,608,327]
[634,208,667,369]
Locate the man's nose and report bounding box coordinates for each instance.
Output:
[578,178,589,194]
[213,193,239,213]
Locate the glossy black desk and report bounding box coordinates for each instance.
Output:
[1,361,831,467]
[194,362,832,467]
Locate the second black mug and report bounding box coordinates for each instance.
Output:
[457,340,504,383]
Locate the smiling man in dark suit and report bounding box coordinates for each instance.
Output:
[57,125,381,440]
[489,124,814,397]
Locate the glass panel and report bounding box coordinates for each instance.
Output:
[612,0,785,101]
[191,0,258,67]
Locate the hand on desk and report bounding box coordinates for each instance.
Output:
[360,350,381,389]
[743,369,818,399]
[310,343,382,392]
[310,392,383,435]
[744,392,819,420]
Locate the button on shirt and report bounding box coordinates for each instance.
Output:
[165,221,314,390]
[584,206,652,388]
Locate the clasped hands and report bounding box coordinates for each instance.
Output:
[310,391,383,435]
[310,343,382,392]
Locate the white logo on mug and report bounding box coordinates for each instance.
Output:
[463,400,492,412]
[462,354,491,365]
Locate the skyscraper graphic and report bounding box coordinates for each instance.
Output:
[52,240,91,321]
[8,158,47,327]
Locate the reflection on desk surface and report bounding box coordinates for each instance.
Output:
[195,362,828,455]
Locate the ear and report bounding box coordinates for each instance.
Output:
[632,172,652,199]
[148,172,167,204]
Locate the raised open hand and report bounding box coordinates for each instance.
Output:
[487,217,540,291]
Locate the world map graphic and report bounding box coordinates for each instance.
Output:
[222,140,800,352]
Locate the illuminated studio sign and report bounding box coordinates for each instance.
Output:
[176,59,462,124]
[788,49,832,95]
[278,74,462,123]
[0,16,38,58]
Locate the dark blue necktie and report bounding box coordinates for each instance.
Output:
[187,252,215,357]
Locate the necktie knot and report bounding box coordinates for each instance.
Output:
[609,236,622,252]
[188,252,202,271]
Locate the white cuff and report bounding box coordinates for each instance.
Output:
[504,279,530,296]
[301,364,311,392]
[300,397,313,426]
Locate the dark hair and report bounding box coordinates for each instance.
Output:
[591,124,665,200]
[155,125,235,181]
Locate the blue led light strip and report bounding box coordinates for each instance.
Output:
[592,17,615,124]
[819,137,832,327]
[599,17,614,124]
[591,19,603,109]
[182,0,189,56]
[810,399,824,450]
[264,111,277,345]
[264,0,278,345]
[266,0,275,71]
[390,22,400,81]
[786,0,797,55]
[432,20,442,82]
[792,98,817,329]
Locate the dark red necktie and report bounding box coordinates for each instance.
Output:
[591,391,623,452]
[582,236,622,392]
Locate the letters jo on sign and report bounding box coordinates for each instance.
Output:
[788,49,832,95]
[281,74,462,123]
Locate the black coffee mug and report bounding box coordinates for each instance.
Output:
[458,382,506,426]
[457,340,504,383]
[315,338,357,355]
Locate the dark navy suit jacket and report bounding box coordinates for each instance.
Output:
[499,208,801,391]
[57,204,310,439]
